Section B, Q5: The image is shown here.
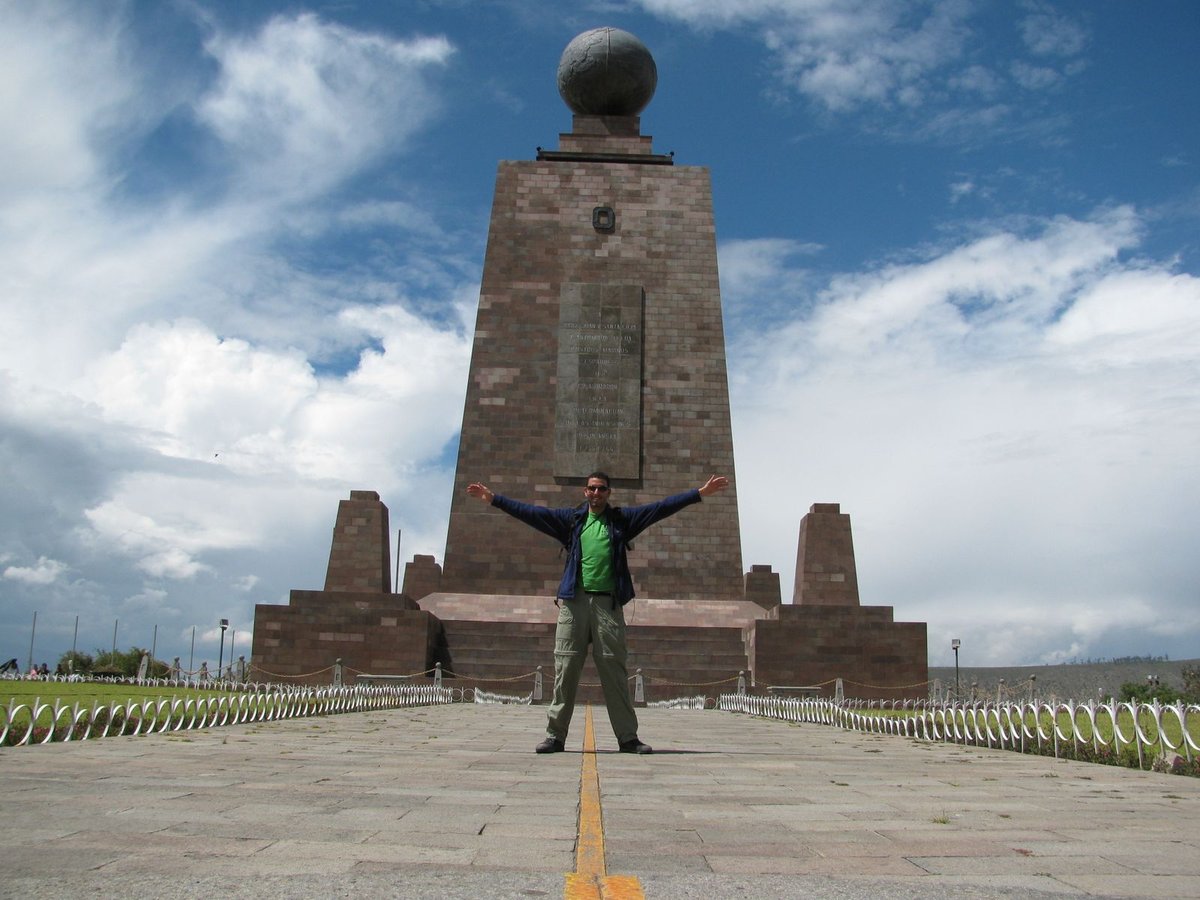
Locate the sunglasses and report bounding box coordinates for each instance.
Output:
[584,485,610,493]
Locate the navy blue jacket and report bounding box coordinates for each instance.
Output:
[490,489,703,605]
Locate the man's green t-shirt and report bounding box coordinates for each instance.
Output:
[579,512,615,594]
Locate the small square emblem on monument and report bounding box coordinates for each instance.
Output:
[592,206,616,232]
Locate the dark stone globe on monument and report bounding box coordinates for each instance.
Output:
[556,27,657,116]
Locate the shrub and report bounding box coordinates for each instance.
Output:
[91,647,170,679]
[1119,680,1182,705]
[57,651,94,676]
[1182,666,1200,704]
[1152,754,1200,776]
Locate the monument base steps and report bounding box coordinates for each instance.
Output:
[431,606,753,704]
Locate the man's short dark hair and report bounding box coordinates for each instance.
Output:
[586,470,611,487]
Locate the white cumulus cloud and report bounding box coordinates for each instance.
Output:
[3,557,69,586]
[197,13,453,200]
[727,206,1200,666]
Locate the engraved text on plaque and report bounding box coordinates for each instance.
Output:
[554,283,644,479]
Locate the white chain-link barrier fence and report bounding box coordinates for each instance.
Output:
[1,682,453,747]
[718,693,1200,774]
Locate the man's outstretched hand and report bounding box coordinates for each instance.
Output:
[698,475,730,497]
[466,482,495,503]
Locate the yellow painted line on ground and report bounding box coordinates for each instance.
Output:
[576,705,607,877]
[564,705,645,900]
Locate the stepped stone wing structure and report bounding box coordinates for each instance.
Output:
[251,28,927,700]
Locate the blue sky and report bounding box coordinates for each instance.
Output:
[2,0,1197,674]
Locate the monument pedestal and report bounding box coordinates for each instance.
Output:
[253,590,438,684]
[419,592,763,703]
[750,604,928,701]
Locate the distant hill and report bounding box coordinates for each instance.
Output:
[926,657,1198,703]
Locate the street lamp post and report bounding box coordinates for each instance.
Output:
[218,619,229,681]
[951,639,961,701]
[27,611,37,674]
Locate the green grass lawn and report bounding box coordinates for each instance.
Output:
[3,680,232,710]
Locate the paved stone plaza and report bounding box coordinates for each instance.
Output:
[2,704,1198,899]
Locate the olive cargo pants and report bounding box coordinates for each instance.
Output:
[546,590,638,743]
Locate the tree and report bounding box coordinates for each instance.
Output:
[1119,680,1181,705]
[1182,666,1200,703]
[56,650,93,675]
[92,646,169,678]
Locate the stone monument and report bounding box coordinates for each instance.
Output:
[251,28,927,700]
[751,504,928,694]
[438,26,743,603]
[250,492,437,682]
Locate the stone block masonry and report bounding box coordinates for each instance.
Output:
[323,490,391,593]
[751,604,929,701]
[441,114,743,603]
[251,492,439,684]
[794,502,860,605]
[252,590,437,684]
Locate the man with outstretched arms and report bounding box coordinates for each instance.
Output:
[466,471,730,754]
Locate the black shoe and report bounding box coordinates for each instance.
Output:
[619,738,653,755]
[535,737,565,754]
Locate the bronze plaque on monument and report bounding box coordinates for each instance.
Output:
[554,283,644,479]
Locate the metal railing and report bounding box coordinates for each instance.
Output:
[718,693,1200,771]
[1,682,452,747]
